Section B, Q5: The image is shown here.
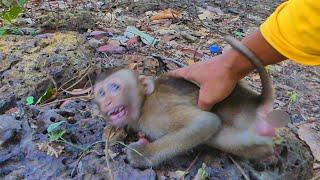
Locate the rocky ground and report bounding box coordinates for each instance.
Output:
[0,0,319,179]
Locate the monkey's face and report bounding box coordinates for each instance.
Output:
[94,70,154,127]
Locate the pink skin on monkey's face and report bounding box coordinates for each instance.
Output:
[94,78,132,127]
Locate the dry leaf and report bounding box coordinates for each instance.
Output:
[98,44,125,54]
[127,36,139,47]
[186,59,195,65]
[60,100,72,109]
[198,10,215,20]
[162,35,177,43]
[70,88,92,95]
[252,73,260,80]
[104,148,120,160]
[297,121,320,162]
[198,27,210,36]
[5,107,19,114]
[181,48,203,58]
[151,9,181,20]
[90,31,107,40]
[37,142,64,158]
[168,170,188,179]
[103,126,127,145]
[129,63,138,70]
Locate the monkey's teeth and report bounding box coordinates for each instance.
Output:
[119,110,125,117]
[107,106,126,117]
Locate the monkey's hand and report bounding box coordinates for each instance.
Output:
[127,138,152,169]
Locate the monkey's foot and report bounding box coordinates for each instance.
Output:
[127,141,152,169]
[138,131,146,139]
[257,119,275,137]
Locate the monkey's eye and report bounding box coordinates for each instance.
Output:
[108,83,120,92]
[98,89,105,97]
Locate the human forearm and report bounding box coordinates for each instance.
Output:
[216,30,287,81]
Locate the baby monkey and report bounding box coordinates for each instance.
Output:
[94,36,289,168]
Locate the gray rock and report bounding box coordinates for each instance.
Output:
[0,115,22,147]
[0,92,15,114]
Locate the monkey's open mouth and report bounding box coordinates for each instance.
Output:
[107,106,128,121]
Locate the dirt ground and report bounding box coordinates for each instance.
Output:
[0,0,319,179]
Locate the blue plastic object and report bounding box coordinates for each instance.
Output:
[209,44,221,54]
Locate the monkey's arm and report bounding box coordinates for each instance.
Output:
[127,110,221,168]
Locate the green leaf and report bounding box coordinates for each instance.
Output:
[1,6,23,23]
[36,87,56,105]
[266,65,275,73]
[199,168,208,179]
[0,27,8,36]
[47,121,66,133]
[26,96,34,105]
[49,130,66,142]
[9,27,23,35]
[235,31,244,38]
[288,91,298,104]
[18,0,27,6]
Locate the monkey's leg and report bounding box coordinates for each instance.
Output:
[208,126,272,148]
[206,127,273,158]
[127,110,221,168]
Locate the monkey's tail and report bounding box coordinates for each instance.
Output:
[225,36,273,104]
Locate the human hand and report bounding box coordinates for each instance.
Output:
[168,54,239,111]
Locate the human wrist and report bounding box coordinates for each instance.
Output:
[214,49,253,81]
[213,30,286,81]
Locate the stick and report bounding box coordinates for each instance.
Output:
[151,54,186,67]
[228,155,250,180]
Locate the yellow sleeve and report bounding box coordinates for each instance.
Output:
[260,0,320,66]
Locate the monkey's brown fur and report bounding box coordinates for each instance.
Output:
[94,36,287,168]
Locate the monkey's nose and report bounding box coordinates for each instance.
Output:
[104,98,112,105]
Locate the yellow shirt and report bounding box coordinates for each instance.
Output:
[260,0,320,65]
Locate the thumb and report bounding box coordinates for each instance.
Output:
[198,85,218,111]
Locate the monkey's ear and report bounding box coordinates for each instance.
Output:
[138,75,155,95]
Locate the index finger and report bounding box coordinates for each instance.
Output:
[167,68,187,78]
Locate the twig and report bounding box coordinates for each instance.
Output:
[87,73,94,93]
[56,0,59,31]
[191,2,225,35]
[39,95,92,107]
[105,126,115,180]
[84,140,105,152]
[67,139,104,177]
[114,140,153,168]
[47,0,57,30]
[151,54,186,67]
[186,151,201,173]
[63,69,91,91]
[70,150,91,177]
[115,141,144,157]
[58,66,90,91]
[59,137,85,151]
[228,155,250,180]
[60,87,92,96]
